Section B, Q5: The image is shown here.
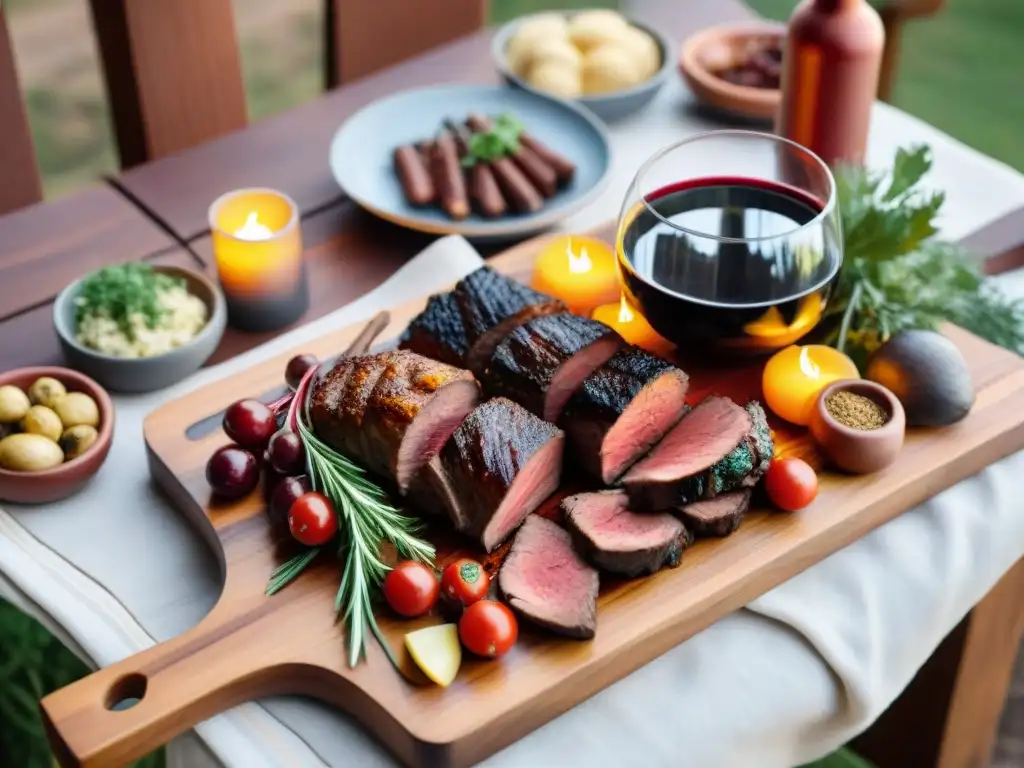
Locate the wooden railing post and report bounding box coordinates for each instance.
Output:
[0,8,43,214]
[324,0,487,87]
[88,0,248,168]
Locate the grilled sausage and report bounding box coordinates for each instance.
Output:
[467,114,557,198]
[444,120,507,218]
[393,145,435,206]
[430,131,470,220]
[520,134,576,185]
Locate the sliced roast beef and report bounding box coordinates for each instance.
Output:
[623,397,773,511]
[439,397,563,552]
[562,490,691,577]
[407,455,469,528]
[310,350,479,493]
[676,489,752,537]
[399,266,565,375]
[485,313,623,422]
[454,266,566,374]
[498,514,599,639]
[558,346,690,483]
[397,293,470,367]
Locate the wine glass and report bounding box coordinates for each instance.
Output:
[615,130,842,353]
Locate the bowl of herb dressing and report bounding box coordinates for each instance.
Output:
[53,263,226,393]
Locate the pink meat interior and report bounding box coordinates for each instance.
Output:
[601,372,689,484]
[623,398,751,483]
[543,336,622,422]
[395,380,480,491]
[482,434,564,552]
[572,493,681,551]
[502,516,596,621]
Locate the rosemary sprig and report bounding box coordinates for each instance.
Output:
[297,418,434,667]
[265,547,320,596]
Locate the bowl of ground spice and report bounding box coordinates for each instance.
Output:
[809,380,906,474]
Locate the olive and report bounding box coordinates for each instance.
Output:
[60,425,99,460]
[21,406,63,442]
[0,433,64,472]
[268,475,311,528]
[54,392,100,429]
[28,377,67,409]
[285,354,319,390]
[267,429,305,475]
[0,385,31,423]
[222,399,276,450]
[206,445,260,499]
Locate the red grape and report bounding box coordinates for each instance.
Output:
[206,445,259,499]
[267,429,305,475]
[285,354,319,390]
[268,475,311,528]
[223,399,276,450]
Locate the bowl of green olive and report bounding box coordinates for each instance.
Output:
[0,367,114,504]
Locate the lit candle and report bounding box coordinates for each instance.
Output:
[208,188,308,332]
[762,344,860,426]
[531,235,620,316]
[592,294,674,356]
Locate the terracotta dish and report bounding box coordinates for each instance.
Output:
[0,367,114,504]
[679,22,785,121]
[809,379,906,475]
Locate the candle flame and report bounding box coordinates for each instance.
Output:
[617,295,634,324]
[798,346,821,379]
[566,239,592,274]
[234,211,274,241]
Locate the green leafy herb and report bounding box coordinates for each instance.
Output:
[462,113,525,167]
[75,263,183,339]
[823,145,1024,368]
[264,371,435,668]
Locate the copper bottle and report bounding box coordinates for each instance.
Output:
[775,0,885,168]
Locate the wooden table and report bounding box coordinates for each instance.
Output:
[1,0,1022,765]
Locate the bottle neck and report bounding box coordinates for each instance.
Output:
[813,0,864,11]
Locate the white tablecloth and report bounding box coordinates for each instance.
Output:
[3,75,1024,768]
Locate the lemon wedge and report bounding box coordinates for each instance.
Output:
[405,624,461,687]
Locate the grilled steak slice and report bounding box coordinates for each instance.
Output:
[454,266,566,374]
[310,350,479,493]
[562,490,691,577]
[559,346,690,483]
[439,397,563,551]
[486,313,623,422]
[398,293,470,367]
[623,396,764,511]
[407,455,469,528]
[677,489,752,537]
[498,514,599,639]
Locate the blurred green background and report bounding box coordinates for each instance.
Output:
[2,0,1020,765]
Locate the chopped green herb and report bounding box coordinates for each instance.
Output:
[462,113,525,167]
[74,263,183,340]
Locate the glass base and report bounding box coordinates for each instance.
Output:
[224,266,310,333]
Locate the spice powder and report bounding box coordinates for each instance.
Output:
[825,391,888,430]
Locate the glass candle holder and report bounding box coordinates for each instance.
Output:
[208,188,309,332]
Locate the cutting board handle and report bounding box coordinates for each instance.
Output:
[38,614,294,768]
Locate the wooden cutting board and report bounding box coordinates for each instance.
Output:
[40,233,1024,768]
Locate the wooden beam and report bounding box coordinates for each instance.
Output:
[88,0,248,168]
[0,8,43,214]
[324,0,486,87]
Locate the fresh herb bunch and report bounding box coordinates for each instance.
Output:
[265,367,435,668]
[75,263,182,339]
[463,113,525,167]
[823,145,1024,368]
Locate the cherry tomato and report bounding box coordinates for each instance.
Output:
[287,492,338,546]
[383,561,439,618]
[458,600,518,659]
[764,457,818,512]
[440,558,489,608]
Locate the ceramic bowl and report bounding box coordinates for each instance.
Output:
[53,265,227,394]
[679,22,785,121]
[491,13,675,123]
[0,367,114,504]
[808,380,906,474]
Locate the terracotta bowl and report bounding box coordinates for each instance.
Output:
[679,22,785,121]
[808,380,906,475]
[0,367,114,504]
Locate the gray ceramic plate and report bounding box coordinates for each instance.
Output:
[328,84,612,240]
